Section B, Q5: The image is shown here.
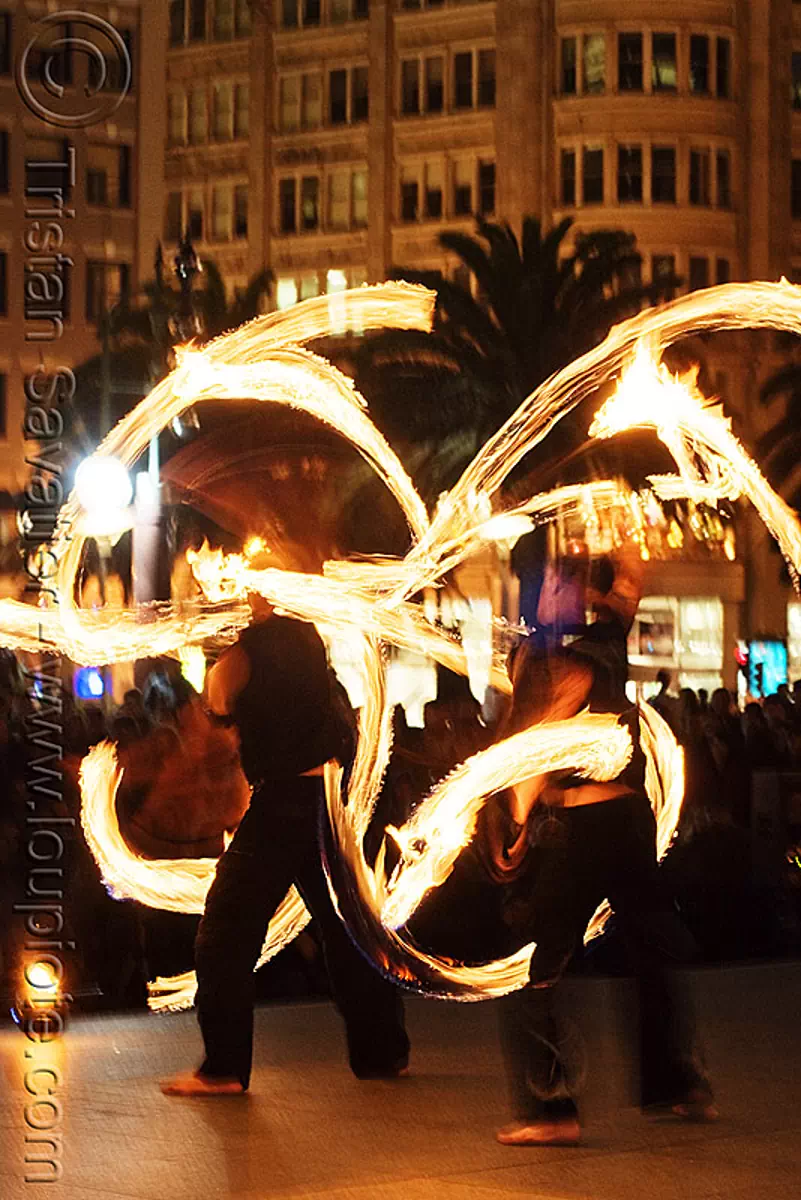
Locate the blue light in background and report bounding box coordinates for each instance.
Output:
[748,640,788,698]
[74,667,105,700]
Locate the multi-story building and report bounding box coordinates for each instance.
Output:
[162,1,801,693]
[163,1,797,297]
[0,0,166,591]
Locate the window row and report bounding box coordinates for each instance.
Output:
[278,168,367,234]
[400,47,495,116]
[558,144,732,209]
[0,133,132,207]
[0,253,136,325]
[168,82,250,146]
[278,67,368,131]
[280,0,369,27]
[164,183,249,243]
[275,267,367,310]
[3,17,134,92]
[399,158,495,222]
[559,30,731,98]
[169,0,251,47]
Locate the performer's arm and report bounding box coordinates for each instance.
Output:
[508,656,593,824]
[597,540,645,635]
[205,645,250,719]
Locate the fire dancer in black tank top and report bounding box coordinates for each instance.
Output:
[495,546,716,1146]
[161,592,409,1096]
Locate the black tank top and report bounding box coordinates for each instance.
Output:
[232,616,341,783]
[553,617,647,796]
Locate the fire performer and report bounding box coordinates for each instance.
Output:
[161,586,409,1095]
[492,545,717,1145]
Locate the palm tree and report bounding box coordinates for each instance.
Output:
[355,215,680,502]
[70,255,273,448]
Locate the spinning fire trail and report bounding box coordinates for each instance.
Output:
[4,280,801,1008]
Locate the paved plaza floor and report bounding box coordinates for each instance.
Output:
[1,960,800,1200]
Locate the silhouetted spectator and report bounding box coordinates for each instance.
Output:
[743,702,781,771]
[649,668,679,731]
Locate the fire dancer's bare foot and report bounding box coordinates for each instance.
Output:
[160,1070,245,1096]
[671,1097,719,1122]
[496,1119,581,1146]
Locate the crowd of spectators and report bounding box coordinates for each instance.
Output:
[2,651,801,1015]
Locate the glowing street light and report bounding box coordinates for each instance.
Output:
[74,455,133,538]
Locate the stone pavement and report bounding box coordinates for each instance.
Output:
[1,960,800,1200]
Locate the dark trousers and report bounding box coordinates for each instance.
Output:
[195,776,409,1089]
[500,793,710,1122]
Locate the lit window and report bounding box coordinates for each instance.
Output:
[327,268,348,333]
[234,83,249,138]
[212,82,233,140]
[280,76,300,131]
[583,33,605,93]
[300,273,319,299]
[300,176,319,230]
[214,0,234,40]
[276,277,298,309]
[188,87,207,144]
[328,169,349,229]
[652,33,677,91]
[302,73,323,127]
[211,184,232,240]
[353,168,368,226]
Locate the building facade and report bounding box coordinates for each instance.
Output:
[0,0,166,590]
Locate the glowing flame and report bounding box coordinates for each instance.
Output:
[26,962,59,992]
[5,281,801,1005]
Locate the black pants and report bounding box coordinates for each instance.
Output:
[500,793,710,1122]
[195,776,409,1089]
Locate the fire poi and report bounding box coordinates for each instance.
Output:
[4,279,801,1009]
